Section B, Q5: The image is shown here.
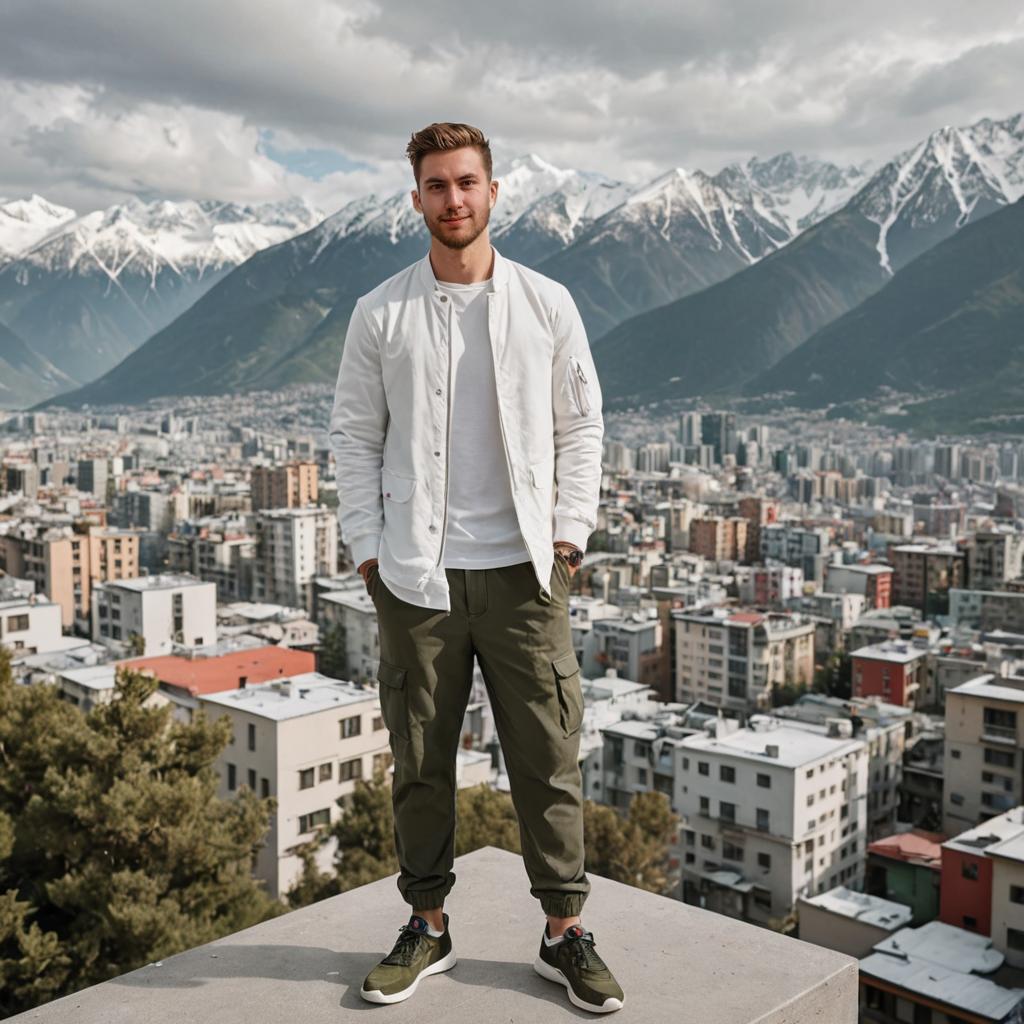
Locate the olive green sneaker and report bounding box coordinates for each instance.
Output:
[359,912,456,1004]
[534,922,624,1013]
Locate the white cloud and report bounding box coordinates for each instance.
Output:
[0,0,1021,212]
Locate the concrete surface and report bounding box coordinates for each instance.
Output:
[11,846,858,1022]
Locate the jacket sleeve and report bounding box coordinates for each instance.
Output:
[551,284,604,551]
[328,299,387,570]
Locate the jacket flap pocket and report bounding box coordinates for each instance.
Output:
[382,468,417,503]
[552,651,580,679]
[376,660,407,690]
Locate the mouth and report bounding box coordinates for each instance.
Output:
[441,216,469,223]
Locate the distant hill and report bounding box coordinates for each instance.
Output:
[0,320,77,409]
[746,198,1024,432]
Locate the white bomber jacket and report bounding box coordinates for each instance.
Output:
[328,247,604,613]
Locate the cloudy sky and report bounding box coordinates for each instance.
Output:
[2,0,1022,215]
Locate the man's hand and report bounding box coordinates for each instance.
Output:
[357,558,378,593]
[553,541,581,580]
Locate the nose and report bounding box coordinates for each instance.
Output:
[445,185,463,208]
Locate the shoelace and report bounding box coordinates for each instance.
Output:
[382,924,429,967]
[565,932,607,972]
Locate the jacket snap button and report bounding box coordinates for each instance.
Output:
[429,525,437,533]
[435,388,442,395]
[385,492,391,497]
[434,451,441,457]
[440,296,448,303]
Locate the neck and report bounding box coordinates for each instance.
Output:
[429,233,494,284]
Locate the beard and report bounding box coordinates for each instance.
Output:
[424,206,490,250]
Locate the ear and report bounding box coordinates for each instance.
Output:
[411,188,423,213]
[489,178,498,208]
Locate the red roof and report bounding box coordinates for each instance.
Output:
[868,829,946,870]
[728,612,764,625]
[118,645,315,696]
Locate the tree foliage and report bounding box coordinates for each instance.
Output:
[286,769,679,907]
[0,648,283,1016]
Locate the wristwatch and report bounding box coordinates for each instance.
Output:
[554,544,584,568]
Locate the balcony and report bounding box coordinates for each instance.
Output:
[981,724,1018,745]
[9,846,858,1023]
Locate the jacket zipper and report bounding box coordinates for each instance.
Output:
[434,298,454,571]
[568,356,591,415]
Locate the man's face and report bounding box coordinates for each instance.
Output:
[411,147,498,250]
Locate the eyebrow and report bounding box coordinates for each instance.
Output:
[422,173,480,184]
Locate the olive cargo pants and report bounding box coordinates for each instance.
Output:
[368,556,591,918]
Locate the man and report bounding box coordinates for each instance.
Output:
[329,122,622,1014]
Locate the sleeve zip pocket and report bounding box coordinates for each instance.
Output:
[566,356,592,416]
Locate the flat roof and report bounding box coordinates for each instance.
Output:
[60,665,117,691]
[199,672,372,721]
[860,921,1023,1020]
[868,830,946,870]
[800,885,912,930]
[828,564,893,575]
[106,573,211,592]
[945,807,1024,857]
[0,596,58,610]
[948,674,1024,704]
[851,641,926,664]
[679,722,865,769]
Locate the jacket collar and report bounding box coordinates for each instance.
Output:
[417,244,509,293]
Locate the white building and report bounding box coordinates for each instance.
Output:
[318,587,380,688]
[201,673,391,900]
[0,594,63,655]
[91,573,217,656]
[676,717,869,928]
[253,507,337,616]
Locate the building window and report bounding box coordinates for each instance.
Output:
[758,852,771,870]
[951,749,961,759]
[247,723,256,751]
[752,888,772,911]
[299,767,315,790]
[227,763,236,791]
[247,768,256,790]
[756,773,771,788]
[962,862,979,881]
[373,715,385,731]
[701,834,715,850]
[1008,928,1024,952]
[340,715,361,738]
[950,793,964,806]
[807,793,815,806]
[698,761,709,776]
[719,801,736,823]
[319,762,333,782]
[261,778,270,798]
[1010,885,1024,905]
[339,757,363,782]
[963,914,977,930]
[756,808,770,832]
[636,767,648,785]
[720,765,735,784]
[699,796,710,815]
[682,757,689,770]
[298,808,330,834]
[634,741,649,758]
[984,748,1015,768]
[722,841,743,862]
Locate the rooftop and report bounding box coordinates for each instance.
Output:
[945,806,1024,857]
[948,674,1024,704]
[868,830,946,871]
[679,720,864,769]
[104,573,211,593]
[850,641,927,664]
[800,885,913,930]
[860,920,1024,1021]
[199,672,373,721]
[10,846,858,1023]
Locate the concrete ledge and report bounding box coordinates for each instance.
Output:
[12,846,858,1022]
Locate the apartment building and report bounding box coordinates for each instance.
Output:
[739,563,804,607]
[943,675,1024,837]
[676,717,869,929]
[0,522,140,627]
[824,563,893,610]
[589,614,662,692]
[967,530,1024,591]
[318,587,380,688]
[251,462,319,511]
[890,543,967,616]
[851,641,927,708]
[0,593,63,655]
[201,673,391,899]
[253,507,337,616]
[689,516,748,563]
[167,520,256,601]
[92,573,217,656]
[673,606,815,711]
[950,588,1024,634]
[760,523,831,586]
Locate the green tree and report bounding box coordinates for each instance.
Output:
[0,648,284,1017]
[317,623,347,680]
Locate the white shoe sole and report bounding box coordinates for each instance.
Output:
[359,949,457,1004]
[533,955,624,1013]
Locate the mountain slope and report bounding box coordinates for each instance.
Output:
[590,113,1024,408]
[0,320,77,409]
[746,198,1024,422]
[0,197,324,385]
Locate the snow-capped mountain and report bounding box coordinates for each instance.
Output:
[852,112,1024,273]
[0,194,77,261]
[0,195,324,388]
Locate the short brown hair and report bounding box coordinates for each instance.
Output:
[406,122,492,184]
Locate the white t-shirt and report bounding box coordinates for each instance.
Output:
[382,275,530,608]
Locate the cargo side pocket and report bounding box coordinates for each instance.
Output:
[552,650,584,737]
[376,660,410,741]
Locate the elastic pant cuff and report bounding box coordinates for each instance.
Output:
[540,892,587,918]
[406,884,451,912]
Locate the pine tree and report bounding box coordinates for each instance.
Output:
[0,648,285,1016]
[317,624,348,680]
